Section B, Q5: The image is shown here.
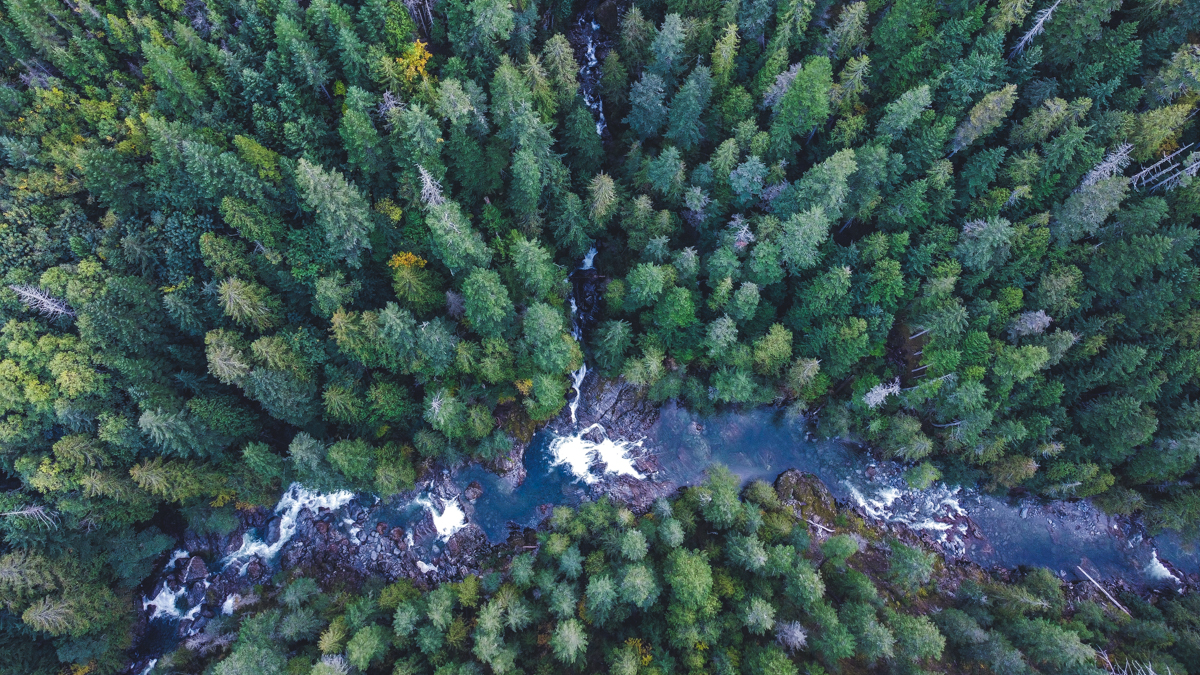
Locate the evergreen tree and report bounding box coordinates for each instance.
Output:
[625,73,669,139]
[666,66,713,151]
[296,159,376,267]
[950,85,1018,155]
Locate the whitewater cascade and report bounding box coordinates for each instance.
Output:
[223,483,355,570]
[577,17,607,135]
[1145,550,1182,587]
[414,495,468,541]
[549,423,646,484]
[843,480,970,556]
[567,247,598,424]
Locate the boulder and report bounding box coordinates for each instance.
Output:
[183,556,208,583]
[775,470,839,524]
[465,481,484,501]
[265,517,282,545]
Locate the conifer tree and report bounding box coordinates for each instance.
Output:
[295,159,375,267]
[950,85,1018,155]
[666,66,713,151]
[625,73,669,139]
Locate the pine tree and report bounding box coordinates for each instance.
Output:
[828,2,869,60]
[589,173,618,226]
[666,66,713,151]
[463,269,515,338]
[426,201,494,273]
[768,57,833,160]
[1052,176,1128,243]
[619,6,655,72]
[711,23,740,92]
[779,208,833,275]
[954,217,1015,272]
[217,278,281,331]
[563,103,604,179]
[542,34,579,103]
[648,14,686,83]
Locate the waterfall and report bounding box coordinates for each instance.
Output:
[567,247,597,425]
[548,423,645,484]
[143,581,189,621]
[414,495,467,541]
[576,17,607,136]
[568,363,588,424]
[842,480,969,556]
[1145,550,1182,586]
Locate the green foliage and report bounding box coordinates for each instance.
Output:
[888,541,936,589]
[1,0,1198,667]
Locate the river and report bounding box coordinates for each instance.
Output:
[130,387,1196,673]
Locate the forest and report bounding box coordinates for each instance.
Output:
[0,0,1198,665]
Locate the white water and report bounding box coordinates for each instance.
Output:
[569,363,588,424]
[578,18,607,135]
[416,496,467,541]
[221,594,238,615]
[139,659,158,675]
[143,582,189,620]
[548,423,646,484]
[165,549,189,570]
[223,483,355,569]
[567,249,597,425]
[844,480,969,554]
[1146,550,1182,585]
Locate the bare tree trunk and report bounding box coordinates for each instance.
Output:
[1076,565,1132,616]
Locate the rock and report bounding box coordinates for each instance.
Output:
[265,517,282,545]
[465,481,484,501]
[600,475,674,511]
[183,556,208,583]
[446,524,488,561]
[389,527,405,544]
[596,0,620,33]
[316,521,329,534]
[245,558,265,580]
[221,528,247,556]
[187,582,206,607]
[775,470,839,525]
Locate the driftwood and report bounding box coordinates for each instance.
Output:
[1076,565,1132,616]
[806,518,835,534]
